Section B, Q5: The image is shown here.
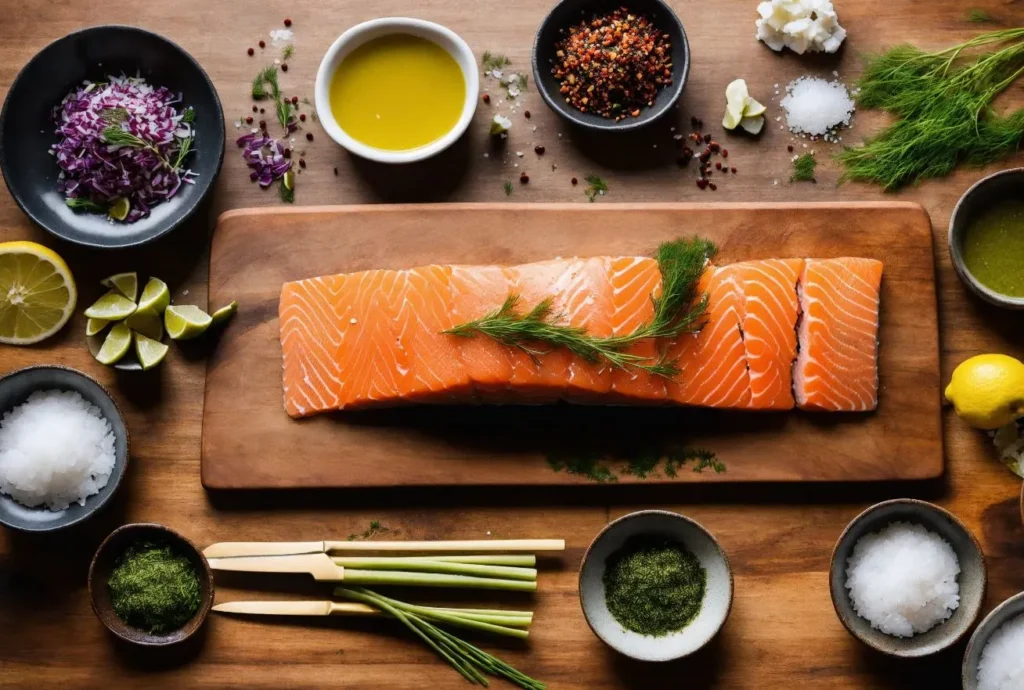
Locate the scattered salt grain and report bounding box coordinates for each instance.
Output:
[269,28,294,44]
[780,76,855,137]
[977,614,1024,690]
[846,522,960,637]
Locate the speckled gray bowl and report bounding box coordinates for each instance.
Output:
[0,365,129,532]
[830,499,986,658]
[962,591,1024,689]
[579,510,733,662]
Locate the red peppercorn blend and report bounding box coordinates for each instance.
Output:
[552,8,673,121]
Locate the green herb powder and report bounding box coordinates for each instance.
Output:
[107,540,201,634]
[962,199,1024,297]
[603,536,706,637]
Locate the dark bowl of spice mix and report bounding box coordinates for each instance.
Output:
[532,0,689,132]
[579,510,732,662]
[948,167,1024,310]
[89,523,214,646]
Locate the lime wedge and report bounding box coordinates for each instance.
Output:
[86,317,109,337]
[101,272,138,302]
[740,115,765,135]
[283,171,295,191]
[724,79,749,127]
[210,301,238,326]
[136,277,170,317]
[84,290,137,320]
[108,198,130,222]
[743,96,767,118]
[134,332,169,370]
[94,322,132,365]
[165,304,213,340]
[722,109,741,130]
[125,311,164,341]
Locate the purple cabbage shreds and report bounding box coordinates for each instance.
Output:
[50,74,198,224]
[236,133,292,188]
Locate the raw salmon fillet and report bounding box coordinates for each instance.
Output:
[604,257,668,402]
[793,258,883,412]
[732,259,804,410]
[449,265,514,400]
[664,266,752,409]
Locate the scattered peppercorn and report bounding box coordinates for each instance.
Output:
[299,158,306,168]
[534,145,545,155]
[787,145,794,153]
[306,132,314,141]
[259,40,266,49]
[482,93,491,104]
[525,110,531,119]
[248,47,255,56]
[696,178,709,189]
[252,105,258,113]
[520,172,529,184]
[552,8,673,121]
[245,116,253,124]
[709,182,717,191]
[291,96,299,105]
[283,148,292,159]
[299,113,307,122]
[259,108,265,114]
[258,120,266,129]
[731,167,737,174]
[721,149,728,159]
[690,117,703,128]
[571,177,578,185]
[703,133,712,143]
[333,167,339,176]
[709,141,720,153]
[284,18,292,26]
[281,64,288,72]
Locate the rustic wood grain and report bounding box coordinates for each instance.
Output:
[1,0,1024,687]
[202,202,942,488]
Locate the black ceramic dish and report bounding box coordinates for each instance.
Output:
[532,0,689,132]
[962,591,1024,689]
[89,523,214,646]
[948,168,1024,309]
[0,366,129,532]
[0,25,225,249]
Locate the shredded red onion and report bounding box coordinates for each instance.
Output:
[236,133,292,188]
[50,74,197,223]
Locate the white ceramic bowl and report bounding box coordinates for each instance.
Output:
[314,18,479,164]
[579,510,733,662]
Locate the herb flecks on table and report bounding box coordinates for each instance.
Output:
[791,153,817,182]
[348,520,392,541]
[548,446,723,483]
[603,536,706,636]
[107,540,201,634]
[445,238,715,378]
[583,174,608,202]
[837,29,1024,190]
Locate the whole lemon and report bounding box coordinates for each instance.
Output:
[945,354,1024,430]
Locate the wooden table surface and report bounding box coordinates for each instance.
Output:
[2,1,1023,688]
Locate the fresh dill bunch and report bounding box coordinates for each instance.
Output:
[839,29,1024,189]
[444,237,716,378]
[584,174,608,202]
[481,51,511,72]
[791,153,817,182]
[504,180,514,196]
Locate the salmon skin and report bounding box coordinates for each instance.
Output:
[279,255,883,417]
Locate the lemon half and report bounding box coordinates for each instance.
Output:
[0,241,77,345]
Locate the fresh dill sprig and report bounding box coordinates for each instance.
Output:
[503,180,514,196]
[282,43,294,60]
[65,197,107,213]
[481,51,511,72]
[444,237,716,378]
[791,153,817,182]
[181,106,196,123]
[966,8,994,23]
[251,65,278,99]
[584,175,608,202]
[173,135,193,170]
[837,29,1024,189]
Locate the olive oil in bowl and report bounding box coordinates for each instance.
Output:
[329,34,466,152]
[962,200,1024,298]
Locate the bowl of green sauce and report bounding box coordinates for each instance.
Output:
[579,510,733,662]
[88,523,213,646]
[950,168,1024,309]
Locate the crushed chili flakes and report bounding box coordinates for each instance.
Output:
[551,7,673,121]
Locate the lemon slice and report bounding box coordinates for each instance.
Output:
[84,290,137,321]
[743,96,767,118]
[94,322,132,365]
[165,304,212,340]
[740,115,765,135]
[724,79,749,129]
[108,198,130,222]
[210,301,238,326]
[101,272,138,302]
[86,317,109,337]
[125,311,164,341]
[136,277,170,317]
[0,241,77,345]
[134,332,169,370]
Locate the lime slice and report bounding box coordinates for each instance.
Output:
[125,311,164,340]
[83,290,137,321]
[722,109,741,130]
[210,301,238,326]
[101,272,138,302]
[165,304,213,340]
[86,317,109,337]
[0,241,77,345]
[94,322,132,365]
[743,96,767,118]
[283,171,295,191]
[136,277,170,317]
[134,332,169,370]
[740,115,765,135]
[108,198,130,222]
[725,79,749,127]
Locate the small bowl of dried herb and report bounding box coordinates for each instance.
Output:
[88,523,214,646]
[579,510,733,662]
[532,0,689,131]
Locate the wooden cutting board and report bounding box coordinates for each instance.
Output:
[202,203,942,489]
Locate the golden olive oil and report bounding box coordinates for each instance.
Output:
[962,200,1024,297]
[329,34,465,151]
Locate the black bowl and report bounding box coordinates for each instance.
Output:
[0,25,225,249]
[0,366,130,533]
[532,0,690,132]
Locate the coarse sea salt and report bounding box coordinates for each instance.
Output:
[780,76,855,137]
[270,28,293,44]
[978,613,1024,690]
